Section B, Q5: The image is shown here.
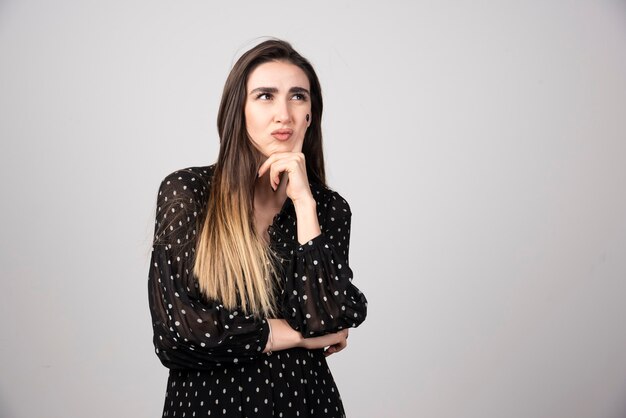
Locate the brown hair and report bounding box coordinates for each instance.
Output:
[193,38,326,317]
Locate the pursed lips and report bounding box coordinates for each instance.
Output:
[271,128,293,140]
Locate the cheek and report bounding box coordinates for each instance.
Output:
[243,105,252,124]
[244,106,265,130]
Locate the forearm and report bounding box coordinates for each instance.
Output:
[262,319,349,354]
[263,319,303,353]
[293,196,321,245]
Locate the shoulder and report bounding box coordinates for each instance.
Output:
[158,164,216,192]
[156,164,216,207]
[152,164,215,243]
[309,182,352,218]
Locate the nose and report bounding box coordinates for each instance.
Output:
[273,99,292,124]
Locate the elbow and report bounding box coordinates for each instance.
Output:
[153,332,219,371]
[337,292,368,331]
[349,304,367,328]
[153,333,185,369]
[340,300,368,330]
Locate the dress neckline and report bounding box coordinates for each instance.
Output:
[267,196,294,234]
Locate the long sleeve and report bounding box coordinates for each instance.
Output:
[147,169,270,370]
[280,190,368,337]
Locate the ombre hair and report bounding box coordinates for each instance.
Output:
[193,39,326,318]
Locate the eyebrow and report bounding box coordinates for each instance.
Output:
[248,86,310,95]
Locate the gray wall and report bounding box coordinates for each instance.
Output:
[1,1,625,417]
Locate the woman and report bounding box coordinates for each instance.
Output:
[148,38,368,417]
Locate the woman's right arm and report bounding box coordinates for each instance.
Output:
[148,169,272,370]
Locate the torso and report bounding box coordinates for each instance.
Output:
[154,164,351,417]
[253,199,284,244]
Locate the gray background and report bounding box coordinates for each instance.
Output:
[1,1,625,417]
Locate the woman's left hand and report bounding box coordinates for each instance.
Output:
[323,329,349,357]
[258,152,313,203]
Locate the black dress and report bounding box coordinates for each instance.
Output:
[147,164,368,417]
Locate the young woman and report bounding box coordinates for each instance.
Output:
[148,38,368,417]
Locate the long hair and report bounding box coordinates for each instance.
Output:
[193,39,326,318]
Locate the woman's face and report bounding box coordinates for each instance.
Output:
[244,60,312,158]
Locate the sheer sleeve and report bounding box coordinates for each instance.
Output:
[280,190,368,337]
[147,169,270,370]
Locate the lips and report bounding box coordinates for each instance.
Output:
[271,128,293,141]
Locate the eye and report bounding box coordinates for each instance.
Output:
[291,93,308,101]
[255,92,272,100]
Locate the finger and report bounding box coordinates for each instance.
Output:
[269,161,286,191]
[324,340,346,357]
[257,152,295,178]
[335,340,347,353]
[258,155,276,178]
[272,167,282,190]
[268,158,296,191]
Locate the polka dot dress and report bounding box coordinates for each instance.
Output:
[147,165,368,417]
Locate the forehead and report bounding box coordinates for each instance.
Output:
[247,60,310,90]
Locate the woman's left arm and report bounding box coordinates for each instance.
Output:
[280,190,368,337]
